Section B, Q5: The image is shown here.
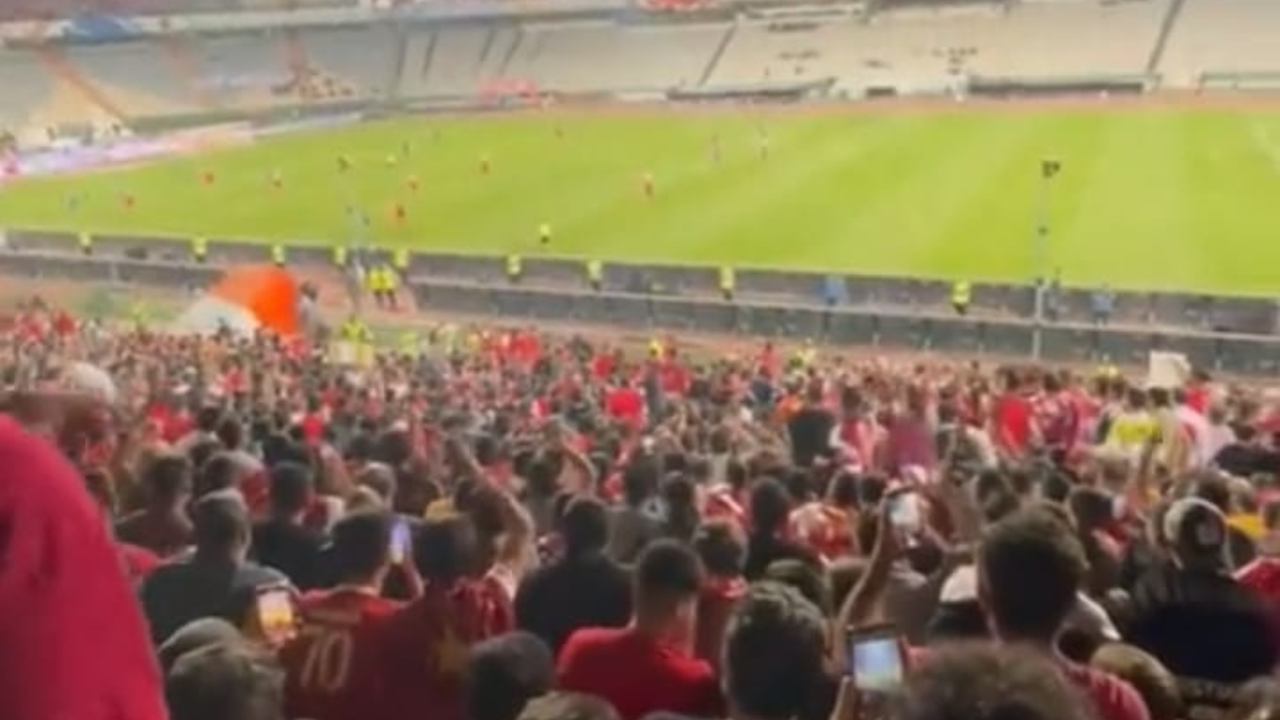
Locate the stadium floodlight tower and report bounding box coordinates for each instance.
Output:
[1031,158,1061,360]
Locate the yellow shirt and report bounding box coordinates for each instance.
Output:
[1107,411,1158,452]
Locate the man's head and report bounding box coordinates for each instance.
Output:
[268,462,313,520]
[749,478,792,536]
[517,693,620,720]
[559,496,609,558]
[158,618,245,677]
[465,631,556,720]
[694,519,746,579]
[633,540,704,635]
[977,507,1086,643]
[329,511,394,586]
[145,454,194,509]
[1162,497,1228,571]
[165,642,284,720]
[355,462,397,503]
[894,643,1093,720]
[721,582,826,720]
[196,452,247,499]
[417,514,480,585]
[192,492,251,562]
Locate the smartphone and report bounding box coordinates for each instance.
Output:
[887,492,921,534]
[389,518,411,564]
[847,625,906,694]
[255,586,296,646]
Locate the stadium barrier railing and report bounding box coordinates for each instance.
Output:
[1,249,1277,376]
[7,229,1276,337]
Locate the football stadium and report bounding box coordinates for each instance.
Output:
[11,3,1280,719]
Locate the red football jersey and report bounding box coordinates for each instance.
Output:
[370,579,514,720]
[279,587,402,720]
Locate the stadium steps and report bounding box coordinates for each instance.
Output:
[698,22,737,86]
[420,30,439,78]
[498,25,524,77]
[387,26,409,99]
[280,27,311,79]
[1145,0,1186,77]
[478,24,497,68]
[158,34,218,109]
[32,45,127,122]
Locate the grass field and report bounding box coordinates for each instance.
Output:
[1,102,1279,295]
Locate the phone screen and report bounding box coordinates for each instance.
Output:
[888,492,921,533]
[389,519,411,564]
[256,588,295,645]
[849,628,905,693]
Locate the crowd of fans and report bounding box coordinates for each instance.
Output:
[5,298,1280,720]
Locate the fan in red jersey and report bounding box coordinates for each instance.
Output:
[280,511,418,720]
[368,513,519,720]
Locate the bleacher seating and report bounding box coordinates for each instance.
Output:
[708,0,1167,93]
[65,43,202,118]
[0,53,53,143]
[1159,0,1280,87]
[504,22,729,92]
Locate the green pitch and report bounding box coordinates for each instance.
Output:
[1,105,1279,296]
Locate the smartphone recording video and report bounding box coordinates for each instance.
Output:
[887,492,921,534]
[389,518,411,564]
[848,625,906,694]
[255,586,296,646]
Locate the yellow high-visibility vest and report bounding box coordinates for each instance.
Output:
[586,260,603,283]
[951,281,971,306]
[383,265,399,291]
[393,248,410,271]
[341,320,371,342]
[719,266,735,293]
[506,254,522,278]
[271,244,286,266]
[539,223,551,241]
[333,245,348,267]
[78,231,93,253]
[191,236,207,260]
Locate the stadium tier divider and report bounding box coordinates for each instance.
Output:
[1,248,1277,376]
[7,229,1276,336]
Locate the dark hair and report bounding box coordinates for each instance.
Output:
[560,497,609,556]
[416,515,479,584]
[693,520,745,577]
[146,454,194,504]
[830,471,859,508]
[165,642,284,720]
[195,406,225,434]
[661,473,700,543]
[192,493,250,553]
[330,511,393,583]
[215,416,245,451]
[763,559,832,616]
[268,462,313,515]
[188,439,224,473]
[750,478,792,535]
[783,469,814,503]
[1193,474,1233,514]
[979,507,1087,640]
[895,643,1093,720]
[635,540,703,604]
[197,453,242,498]
[465,632,556,720]
[622,454,660,507]
[722,582,827,720]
